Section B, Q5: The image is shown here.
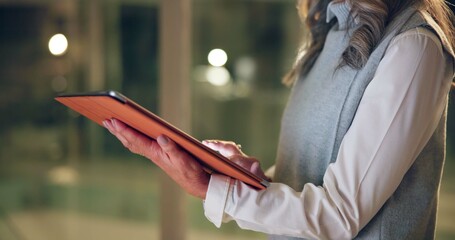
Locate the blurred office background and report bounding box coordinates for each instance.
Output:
[0,0,454,239]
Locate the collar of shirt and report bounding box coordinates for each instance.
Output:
[326,1,358,29]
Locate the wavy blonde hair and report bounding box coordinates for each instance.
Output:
[283,0,455,86]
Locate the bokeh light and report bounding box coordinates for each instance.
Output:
[206,66,230,86]
[48,33,68,56]
[208,48,228,67]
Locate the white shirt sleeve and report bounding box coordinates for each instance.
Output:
[203,27,454,239]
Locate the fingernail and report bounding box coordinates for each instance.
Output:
[103,120,113,131]
[112,119,120,131]
[157,135,169,146]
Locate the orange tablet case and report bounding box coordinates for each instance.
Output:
[55,90,269,190]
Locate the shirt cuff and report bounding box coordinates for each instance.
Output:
[203,174,233,227]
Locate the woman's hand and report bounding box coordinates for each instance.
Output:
[202,140,270,181]
[103,119,210,199]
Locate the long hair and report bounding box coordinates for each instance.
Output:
[283,0,455,86]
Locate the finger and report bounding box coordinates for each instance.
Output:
[230,156,266,177]
[250,161,266,178]
[110,119,144,149]
[229,155,255,171]
[157,135,205,173]
[103,120,113,132]
[104,119,130,145]
[107,119,164,161]
[250,161,270,180]
[202,140,244,157]
[230,156,269,180]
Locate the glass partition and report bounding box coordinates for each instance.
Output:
[0,0,454,239]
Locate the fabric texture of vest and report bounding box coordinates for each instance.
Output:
[272,2,454,240]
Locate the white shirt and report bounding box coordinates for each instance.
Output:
[203,27,454,239]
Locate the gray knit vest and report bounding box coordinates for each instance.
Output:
[272,3,454,240]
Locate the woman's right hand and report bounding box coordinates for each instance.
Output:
[104,119,210,199]
[202,140,271,181]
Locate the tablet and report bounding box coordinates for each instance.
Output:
[55,90,269,190]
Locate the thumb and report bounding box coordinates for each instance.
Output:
[157,135,181,158]
[156,135,206,175]
[202,140,244,157]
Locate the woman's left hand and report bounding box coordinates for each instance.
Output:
[103,119,210,199]
[202,140,271,181]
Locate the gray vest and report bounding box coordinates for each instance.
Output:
[272,5,454,240]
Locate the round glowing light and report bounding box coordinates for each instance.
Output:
[206,66,230,86]
[51,76,68,92]
[48,33,68,56]
[208,48,228,67]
